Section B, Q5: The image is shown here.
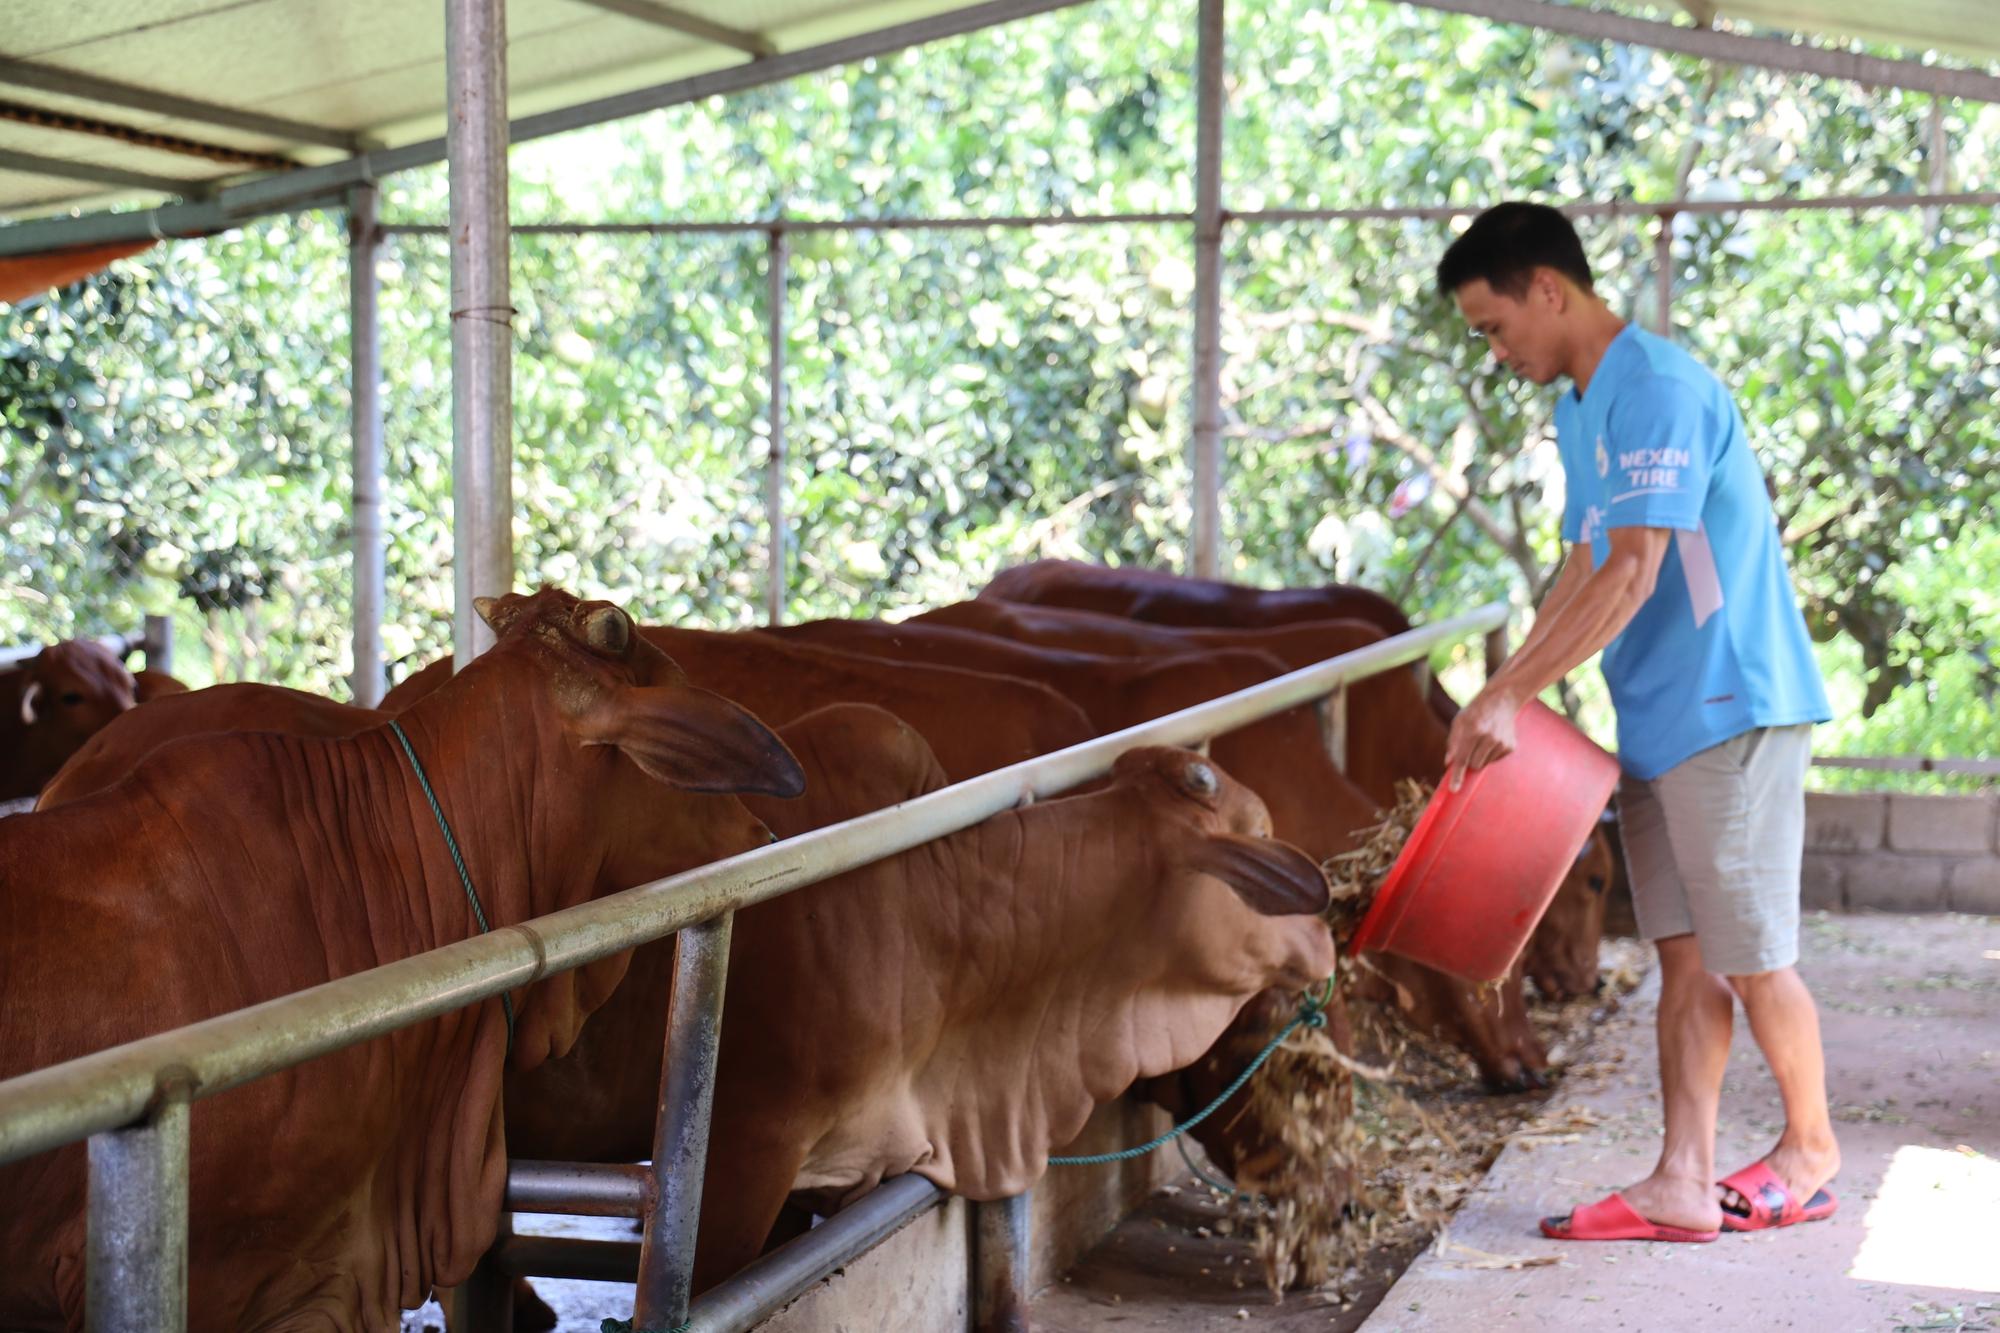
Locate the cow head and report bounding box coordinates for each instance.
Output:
[409,587,803,1065]
[1109,746,1336,992]
[1522,816,1614,1002]
[8,639,139,798]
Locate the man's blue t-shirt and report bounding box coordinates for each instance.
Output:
[1554,324,1830,780]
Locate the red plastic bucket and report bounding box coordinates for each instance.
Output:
[1347,699,1619,982]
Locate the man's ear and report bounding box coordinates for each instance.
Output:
[568,683,806,797]
[1534,266,1566,310]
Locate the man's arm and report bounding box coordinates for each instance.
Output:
[1445,526,1672,787]
[1512,543,1593,662]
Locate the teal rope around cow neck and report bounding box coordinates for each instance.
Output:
[1047,977,1334,1168]
[388,720,515,1050]
[601,1320,690,1333]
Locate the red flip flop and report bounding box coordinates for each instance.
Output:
[1717,1161,1838,1232]
[1540,1192,1720,1243]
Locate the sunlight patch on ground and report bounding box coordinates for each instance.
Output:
[1849,1144,2000,1294]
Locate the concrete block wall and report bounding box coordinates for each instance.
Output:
[1803,792,2000,914]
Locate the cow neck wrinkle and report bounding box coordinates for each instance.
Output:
[984,783,1164,992]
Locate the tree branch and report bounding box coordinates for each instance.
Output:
[1,455,48,532]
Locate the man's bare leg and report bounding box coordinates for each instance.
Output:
[1723,966,1841,1209]
[1619,933,1731,1231]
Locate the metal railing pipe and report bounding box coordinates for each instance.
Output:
[0,603,1504,1167]
[1188,0,1225,579]
[972,1193,1032,1333]
[349,182,387,707]
[505,1161,653,1216]
[1811,756,2000,777]
[141,616,173,676]
[633,912,735,1326]
[681,1174,944,1332]
[446,0,515,668]
[84,1083,189,1332]
[493,1235,643,1281]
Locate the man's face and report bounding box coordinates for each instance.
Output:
[1453,274,1566,386]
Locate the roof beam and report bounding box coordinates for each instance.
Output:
[1397,0,2000,101]
[0,147,212,197]
[568,0,777,58]
[0,55,363,153]
[0,100,300,171]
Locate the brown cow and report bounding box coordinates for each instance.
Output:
[770,617,1369,864]
[40,682,380,808]
[973,567,1612,996]
[912,600,1441,808]
[385,627,1097,783]
[981,558,1416,634]
[0,589,804,1333]
[516,702,1336,1296]
[2,641,139,800]
[913,599,1550,1091]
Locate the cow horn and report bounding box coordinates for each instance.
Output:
[20,679,40,725]
[584,605,631,655]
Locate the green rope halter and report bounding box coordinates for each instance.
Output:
[1048,976,1335,1167]
[388,720,514,1049]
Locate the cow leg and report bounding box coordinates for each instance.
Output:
[510,1277,558,1332]
[688,1139,812,1297]
[763,1199,816,1252]
[1456,968,1548,1093]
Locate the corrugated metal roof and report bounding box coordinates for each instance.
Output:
[0,0,1993,227]
[0,0,987,219]
[1652,0,2000,64]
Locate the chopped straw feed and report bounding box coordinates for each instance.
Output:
[1223,781,1646,1299]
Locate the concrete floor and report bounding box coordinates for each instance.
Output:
[1362,911,2000,1333]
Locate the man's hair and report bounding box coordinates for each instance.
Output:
[1435,202,1594,299]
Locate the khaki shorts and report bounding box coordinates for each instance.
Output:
[1617,725,1813,977]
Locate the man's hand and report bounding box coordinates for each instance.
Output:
[1444,685,1525,791]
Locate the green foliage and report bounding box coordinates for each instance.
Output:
[1,0,1993,773]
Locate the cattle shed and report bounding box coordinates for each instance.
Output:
[1,2,1997,1331]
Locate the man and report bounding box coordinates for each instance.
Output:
[1435,202,1838,1242]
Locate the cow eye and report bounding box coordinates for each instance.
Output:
[1588,875,1607,894]
[61,692,83,706]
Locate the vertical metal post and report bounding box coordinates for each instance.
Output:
[1321,682,1348,772]
[632,913,735,1327]
[1188,0,1225,579]
[972,1193,1032,1333]
[446,0,514,669]
[141,614,172,677]
[349,182,386,707]
[441,1214,514,1333]
[1925,98,1948,237]
[1652,211,1673,338]
[85,1084,190,1333]
[765,226,789,627]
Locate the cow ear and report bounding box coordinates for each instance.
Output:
[1188,832,1331,917]
[569,683,805,798]
[475,595,526,637]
